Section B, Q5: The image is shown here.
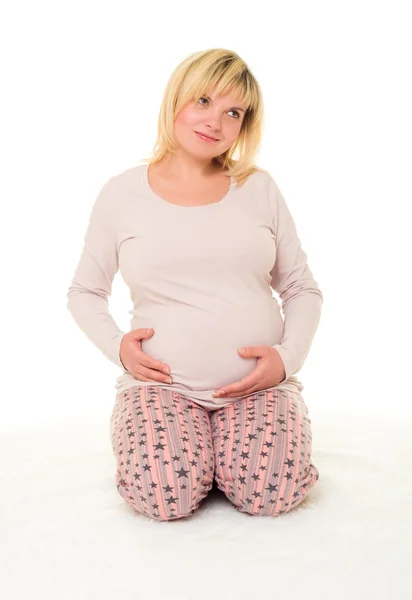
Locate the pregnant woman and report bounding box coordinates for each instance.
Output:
[67,48,323,521]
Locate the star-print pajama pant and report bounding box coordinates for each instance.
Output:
[110,385,319,521]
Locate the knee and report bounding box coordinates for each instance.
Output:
[230,497,294,517]
[144,503,202,522]
[224,465,320,517]
[140,481,213,522]
[115,467,214,521]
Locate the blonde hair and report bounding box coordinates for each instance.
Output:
[141,48,267,187]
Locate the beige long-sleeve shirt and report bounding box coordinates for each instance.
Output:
[67,162,323,410]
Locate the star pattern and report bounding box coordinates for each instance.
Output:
[110,386,319,521]
[110,386,215,521]
[209,389,319,516]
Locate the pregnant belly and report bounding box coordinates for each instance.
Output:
[132,298,284,391]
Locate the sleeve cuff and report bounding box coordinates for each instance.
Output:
[272,344,295,382]
[105,331,127,370]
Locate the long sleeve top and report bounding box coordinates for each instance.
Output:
[66,162,323,410]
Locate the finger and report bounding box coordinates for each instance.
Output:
[217,375,258,396]
[137,351,170,374]
[136,365,173,384]
[219,384,260,399]
[133,375,159,383]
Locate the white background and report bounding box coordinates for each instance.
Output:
[1,0,411,428]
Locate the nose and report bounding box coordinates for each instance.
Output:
[205,121,221,137]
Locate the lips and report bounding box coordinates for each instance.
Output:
[194,131,219,141]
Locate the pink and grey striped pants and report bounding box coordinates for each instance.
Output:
[110,385,319,521]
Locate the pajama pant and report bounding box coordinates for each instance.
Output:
[110,385,319,521]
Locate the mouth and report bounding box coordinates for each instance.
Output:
[194,131,220,142]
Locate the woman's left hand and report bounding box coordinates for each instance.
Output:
[212,346,286,399]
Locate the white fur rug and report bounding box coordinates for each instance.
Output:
[1,409,411,600]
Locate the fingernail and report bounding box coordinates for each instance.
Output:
[163,367,170,374]
[212,391,220,397]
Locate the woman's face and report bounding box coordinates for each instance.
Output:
[174,87,247,159]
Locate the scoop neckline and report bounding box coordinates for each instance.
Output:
[142,163,237,209]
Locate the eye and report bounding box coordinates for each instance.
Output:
[197,97,241,119]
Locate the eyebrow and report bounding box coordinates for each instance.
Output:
[205,95,246,113]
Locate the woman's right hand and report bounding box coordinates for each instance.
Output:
[119,328,173,384]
